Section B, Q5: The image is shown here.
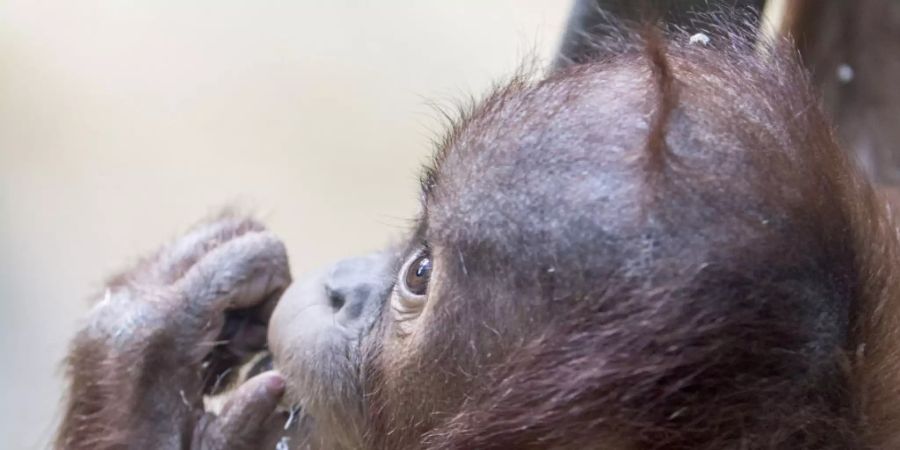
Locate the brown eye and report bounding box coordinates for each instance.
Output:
[402,253,432,297]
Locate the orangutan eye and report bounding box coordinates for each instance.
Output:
[400,251,431,298]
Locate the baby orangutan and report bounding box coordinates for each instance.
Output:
[55,16,900,450]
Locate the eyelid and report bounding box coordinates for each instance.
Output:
[394,290,425,313]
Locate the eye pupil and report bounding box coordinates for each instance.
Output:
[404,254,431,296]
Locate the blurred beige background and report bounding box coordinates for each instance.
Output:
[0,1,569,448]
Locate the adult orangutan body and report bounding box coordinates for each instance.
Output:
[54,8,900,450]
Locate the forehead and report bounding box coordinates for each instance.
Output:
[419,57,801,263]
[423,66,657,252]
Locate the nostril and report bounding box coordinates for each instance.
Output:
[326,286,346,311]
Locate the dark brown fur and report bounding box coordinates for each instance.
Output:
[56,17,900,450]
[364,24,900,450]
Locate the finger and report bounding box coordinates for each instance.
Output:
[176,230,291,321]
[175,231,289,388]
[204,352,273,396]
[157,215,266,284]
[217,372,286,445]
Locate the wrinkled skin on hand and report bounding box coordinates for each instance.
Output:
[55,215,292,450]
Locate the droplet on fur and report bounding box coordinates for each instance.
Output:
[689,33,710,46]
[276,436,290,450]
[837,64,854,83]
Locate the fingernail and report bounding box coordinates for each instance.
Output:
[263,373,286,394]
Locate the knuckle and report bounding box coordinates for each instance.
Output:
[82,283,212,355]
[188,215,267,246]
[165,232,289,321]
[81,286,173,350]
[156,215,271,284]
[209,232,289,277]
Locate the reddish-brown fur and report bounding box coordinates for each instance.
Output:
[55,19,900,450]
[366,25,900,449]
